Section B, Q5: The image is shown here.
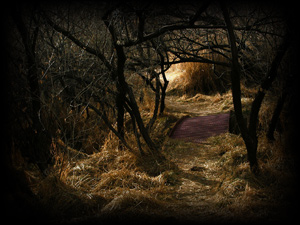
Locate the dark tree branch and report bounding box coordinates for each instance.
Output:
[44,15,113,71]
[165,53,230,67]
[123,101,145,156]
[123,24,226,47]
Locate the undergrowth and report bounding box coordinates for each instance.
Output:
[11,81,297,223]
[31,130,178,220]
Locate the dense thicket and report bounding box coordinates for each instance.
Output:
[4,1,299,223]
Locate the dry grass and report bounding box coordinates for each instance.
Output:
[161,88,296,223]
[214,132,296,221]
[28,129,178,220]
[166,62,230,96]
[181,62,216,95]
[160,131,296,223]
[13,85,296,223]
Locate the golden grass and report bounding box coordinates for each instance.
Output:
[167,62,214,95]
[208,132,295,222]
[160,88,296,222]
[166,61,230,96]
[14,87,296,223]
[29,129,178,219]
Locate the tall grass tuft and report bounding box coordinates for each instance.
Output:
[179,62,229,95]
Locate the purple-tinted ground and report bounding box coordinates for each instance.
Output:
[169,113,230,143]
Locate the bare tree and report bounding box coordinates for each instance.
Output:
[221,3,291,173]
[10,5,52,173]
[42,2,162,154]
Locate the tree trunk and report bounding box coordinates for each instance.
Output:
[267,91,287,141]
[123,103,145,155]
[126,86,159,154]
[248,34,290,141]
[221,4,258,173]
[160,80,169,115]
[12,9,52,173]
[115,45,127,148]
[87,104,133,152]
[147,72,160,130]
[115,44,158,154]
[116,91,125,141]
[159,53,169,115]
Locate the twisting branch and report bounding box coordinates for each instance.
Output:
[44,14,113,71]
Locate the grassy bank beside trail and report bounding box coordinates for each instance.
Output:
[12,88,296,224]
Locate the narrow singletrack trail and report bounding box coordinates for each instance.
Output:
[160,93,293,224]
[163,95,231,222]
[165,141,226,222]
[165,95,214,116]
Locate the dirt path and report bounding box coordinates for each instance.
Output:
[165,142,225,222]
[165,95,214,116]
[162,95,231,222]
[161,92,293,224]
[165,93,233,117]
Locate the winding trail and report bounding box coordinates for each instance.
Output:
[165,141,226,222]
[162,95,231,222]
[160,93,291,224]
[165,95,215,116]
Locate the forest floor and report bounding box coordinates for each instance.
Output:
[21,71,298,224]
[33,92,296,225]
[151,93,296,224]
